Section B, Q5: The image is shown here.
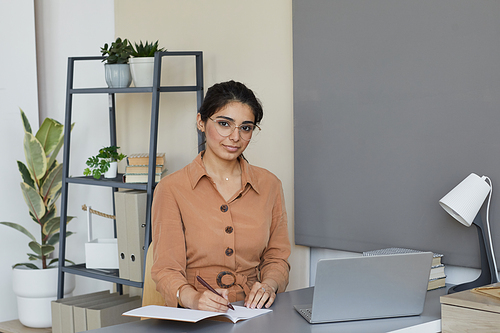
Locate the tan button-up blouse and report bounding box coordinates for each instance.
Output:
[151,152,291,306]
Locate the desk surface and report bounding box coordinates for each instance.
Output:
[88,286,448,333]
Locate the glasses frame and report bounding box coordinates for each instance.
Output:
[208,117,261,142]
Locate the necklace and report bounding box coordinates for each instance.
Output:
[201,154,240,182]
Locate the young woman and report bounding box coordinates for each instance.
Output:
[151,80,291,312]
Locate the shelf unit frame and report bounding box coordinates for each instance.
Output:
[57,51,204,298]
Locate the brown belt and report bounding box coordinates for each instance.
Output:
[186,266,257,302]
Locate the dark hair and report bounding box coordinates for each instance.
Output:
[198,80,263,125]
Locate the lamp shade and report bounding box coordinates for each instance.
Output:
[439,173,491,227]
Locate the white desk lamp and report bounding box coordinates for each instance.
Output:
[439,173,499,293]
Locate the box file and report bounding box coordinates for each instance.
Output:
[114,190,147,282]
[125,190,147,282]
[114,190,130,279]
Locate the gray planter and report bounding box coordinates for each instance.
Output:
[104,64,132,88]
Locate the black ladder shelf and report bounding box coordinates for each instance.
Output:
[57,51,204,298]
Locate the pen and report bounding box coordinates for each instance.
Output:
[196,275,235,310]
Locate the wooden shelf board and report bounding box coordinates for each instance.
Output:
[0,320,51,333]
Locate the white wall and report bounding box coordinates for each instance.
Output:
[0,0,40,322]
[34,0,118,299]
[0,0,118,321]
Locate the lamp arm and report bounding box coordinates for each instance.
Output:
[484,177,499,279]
[450,211,499,293]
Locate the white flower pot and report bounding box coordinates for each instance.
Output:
[104,63,132,88]
[12,267,75,328]
[129,57,155,87]
[104,161,118,178]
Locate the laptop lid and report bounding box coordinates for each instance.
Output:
[302,252,433,323]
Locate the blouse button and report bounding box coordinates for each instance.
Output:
[225,226,233,234]
[220,204,229,212]
[225,248,234,256]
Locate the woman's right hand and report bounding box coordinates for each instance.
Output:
[181,286,230,312]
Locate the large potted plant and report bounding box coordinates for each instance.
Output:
[101,37,133,88]
[129,40,166,87]
[83,145,126,179]
[0,109,76,328]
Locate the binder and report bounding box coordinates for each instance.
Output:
[86,295,142,330]
[114,191,130,279]
[121,284,143,297]
[51,290,110,333]
[125,190,147,282]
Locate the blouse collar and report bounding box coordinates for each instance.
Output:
[188,151,260,194]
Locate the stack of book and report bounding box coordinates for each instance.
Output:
[124,153,166,183]
[363,247,446,291]
[428,253,446,291]
[51,291,141,333]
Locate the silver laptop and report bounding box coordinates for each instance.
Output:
[294,252,433,324]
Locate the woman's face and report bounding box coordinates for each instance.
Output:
[197,101,255,162]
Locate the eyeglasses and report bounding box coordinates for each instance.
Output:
[209,117,261,141]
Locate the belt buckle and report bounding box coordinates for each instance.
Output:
[216,271,236,288]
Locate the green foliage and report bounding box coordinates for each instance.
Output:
[83,146,126,179]
[101,37,133,64]
[0,109,75,269]
[130,40,166,57]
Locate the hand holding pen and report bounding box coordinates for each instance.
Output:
[197,275,235,310]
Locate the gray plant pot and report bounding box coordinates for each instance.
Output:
[104,63,132,88]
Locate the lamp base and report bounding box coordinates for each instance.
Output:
[448,213,499,294]
[448,277,496,294]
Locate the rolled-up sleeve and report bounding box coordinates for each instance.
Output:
[259,182,291,293]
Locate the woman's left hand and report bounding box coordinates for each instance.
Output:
[244,280,278,309]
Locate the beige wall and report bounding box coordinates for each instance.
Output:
[115,0,309,291]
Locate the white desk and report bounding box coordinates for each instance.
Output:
[88,286,449,332]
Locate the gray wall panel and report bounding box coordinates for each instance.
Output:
[293,0,500,268]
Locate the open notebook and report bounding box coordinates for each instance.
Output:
[123,304,271,324]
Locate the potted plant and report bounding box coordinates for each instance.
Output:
[101,37,133,88]
[129,40,166,87]
[83,146,126,179]
[0,109,76,328]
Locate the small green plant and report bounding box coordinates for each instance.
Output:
[130,40,166,57]
[100,37,133,64]
[84,146,126,179]
[0,109,75,269]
